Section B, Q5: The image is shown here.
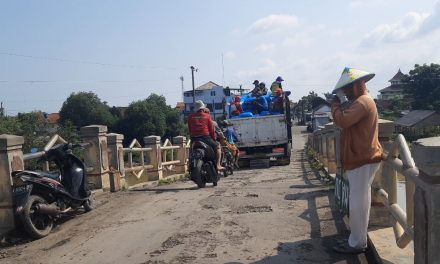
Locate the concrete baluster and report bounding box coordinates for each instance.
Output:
[321,129,328,168]
[80,125,110,190]
[0,135,24,235]
[412,136,440,264]
[173,136,187,174]
[325,123,337,174]
[370,119,395,226]
[144,136,163,180]
[107,133,125,192]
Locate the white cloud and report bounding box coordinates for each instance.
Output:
[254,43,275,53]
[224,51,236,59]
[349,0,386,8]
[361,12,429,46]
[248,14,299,34]
[419,1,440,35]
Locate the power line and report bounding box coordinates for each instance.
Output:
[0,51,177,70]
[0,79,177,84]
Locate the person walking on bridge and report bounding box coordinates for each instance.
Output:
[330,67,383,254]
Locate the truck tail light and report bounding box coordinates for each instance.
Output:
[272,147,284,153]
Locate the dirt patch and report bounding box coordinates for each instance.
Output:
[161,235,184,249]
[233,205,273,214]
[43,238,71,251]
[204,253,217,258]
[245,193,259,197]
[171,254,197,263]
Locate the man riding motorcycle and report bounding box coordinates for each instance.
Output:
[188,100,225,171]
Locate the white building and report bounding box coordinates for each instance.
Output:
[183,81,233,119]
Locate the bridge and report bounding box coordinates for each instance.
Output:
[0,122,439,263]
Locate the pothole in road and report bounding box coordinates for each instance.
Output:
[233,205,273,214]
[161,235,184,249]
[245,193,259,197]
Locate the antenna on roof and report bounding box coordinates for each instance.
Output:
[222,53,225,87]
[179,76,184,102]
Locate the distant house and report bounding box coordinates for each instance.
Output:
[46,113,60,124]
[311,100,331,131]
[395,110,440,130]
[378,69,406,100]
[175,102,185,120]
[183,81,233,119]
[175,102,185,112]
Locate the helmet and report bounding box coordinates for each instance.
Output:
[221,120,232,127]
[253,80,259,85]
[259,82,266,88]
[276,76,284,82]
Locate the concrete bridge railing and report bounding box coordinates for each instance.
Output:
[307,120,440,264]
[0,125,188,236]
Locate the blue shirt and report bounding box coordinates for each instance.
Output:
[224,127,239,144]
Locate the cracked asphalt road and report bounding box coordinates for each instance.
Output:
[0,126,370,264]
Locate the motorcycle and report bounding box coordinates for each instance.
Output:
[11,143,93,239]
[189,140,219,188]
[221,146,234,177]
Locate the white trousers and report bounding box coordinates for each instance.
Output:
[347,162,381,249]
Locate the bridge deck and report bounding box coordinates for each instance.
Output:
[0,126,399,263]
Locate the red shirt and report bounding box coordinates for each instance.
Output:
[188,111,216,140]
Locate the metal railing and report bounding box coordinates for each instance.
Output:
[376,134,416,248]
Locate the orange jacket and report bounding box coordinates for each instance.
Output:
[331,93,383,170]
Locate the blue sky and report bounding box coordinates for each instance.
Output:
[1,0,440,115]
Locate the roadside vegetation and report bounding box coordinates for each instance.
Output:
[0,92,187,152]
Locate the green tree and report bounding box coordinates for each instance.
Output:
[404,63,440,111]
[115,94,186,144]
[300,91,318,112]
[59,91,117,128]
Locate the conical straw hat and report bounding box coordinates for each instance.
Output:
[332,67,375,93]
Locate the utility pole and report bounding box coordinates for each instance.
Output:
[179,76,184,102]
[190,66,198,105]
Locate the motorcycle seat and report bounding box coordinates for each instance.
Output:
[38,171,61,180]
[16,170,61,180]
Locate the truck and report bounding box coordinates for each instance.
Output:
[227,93,292,166]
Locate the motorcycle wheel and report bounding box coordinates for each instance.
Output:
[192,159,206,188]
[83,198,94,212]
[20,195,54,239]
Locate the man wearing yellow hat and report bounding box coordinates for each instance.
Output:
[331,67,383,254]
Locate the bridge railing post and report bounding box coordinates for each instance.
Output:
[370,119,395,226]
[107,133,125,192]
[144,136,163,180]
[325,124,337,174]
[80,125,110,190]
[0,135,24,236]
[173,136,187,174]
[321,128,328,167]
[412,136,440,264]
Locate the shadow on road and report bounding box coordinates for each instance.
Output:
[130,186,201,193]
[240,148,374,264]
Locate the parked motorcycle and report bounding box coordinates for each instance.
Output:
[189,140,219,188]
[11,143,93,239]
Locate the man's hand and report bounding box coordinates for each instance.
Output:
[331,94,341,105]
